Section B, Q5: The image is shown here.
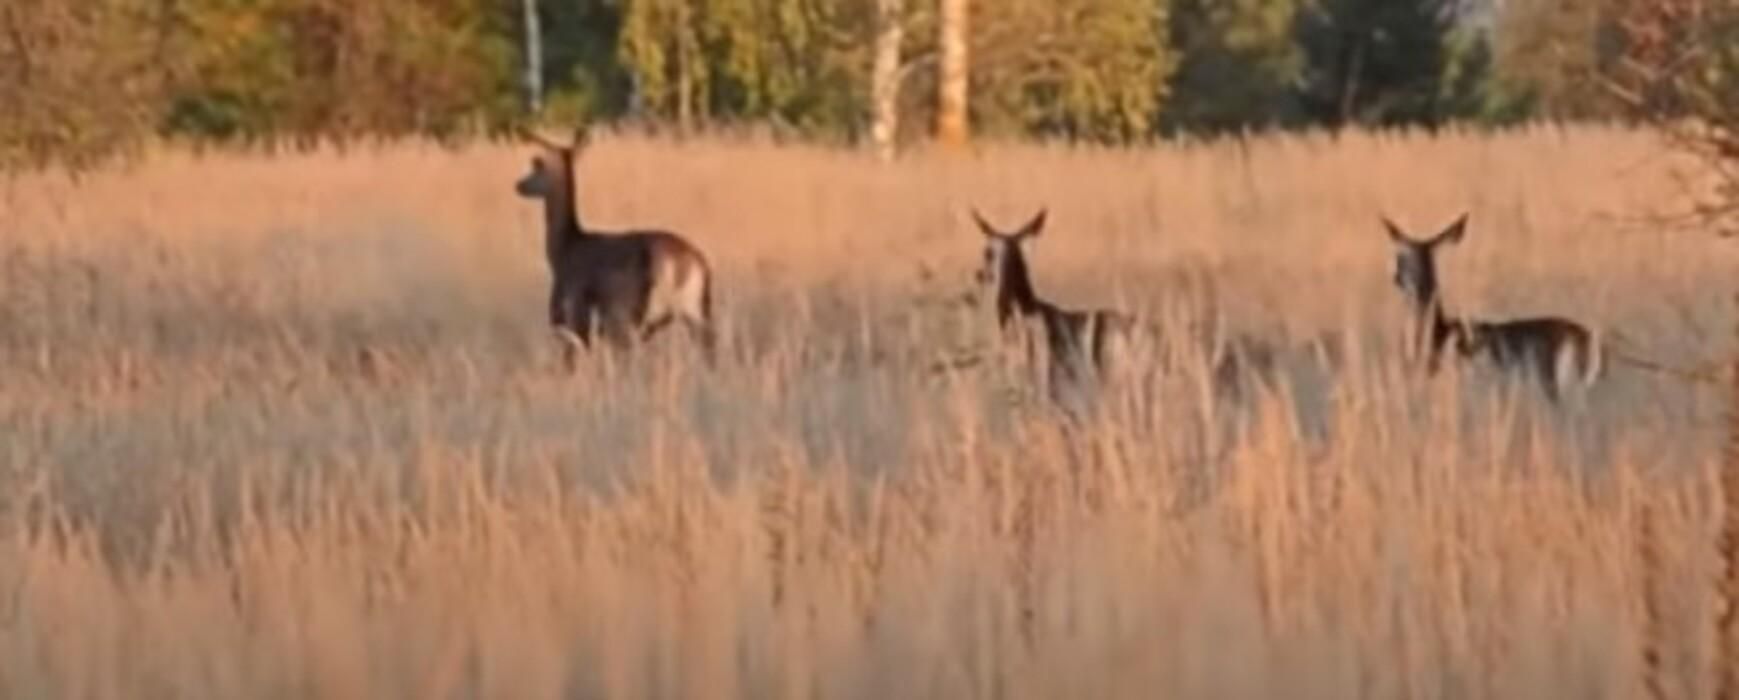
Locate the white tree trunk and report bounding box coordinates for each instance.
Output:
[522,0,543,115]
[676,3,696,133]
[936,0,969,147]
[870,0,905,160]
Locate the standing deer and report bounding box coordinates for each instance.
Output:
[514,127,716,368]
[971,208,1278,409]
[972,208,1137,399]
[1385,213,1467,376]
[1384,213,1602,402]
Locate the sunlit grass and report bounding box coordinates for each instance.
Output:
[0,125,1733,698]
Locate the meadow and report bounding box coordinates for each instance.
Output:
[0,126,1735,698]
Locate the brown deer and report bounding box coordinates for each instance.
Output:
[970,208,1279,408]
[972,208,1137,397]
[1384,213,1602,402]
[514,127,716,368]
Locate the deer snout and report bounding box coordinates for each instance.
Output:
[514,174,541,197]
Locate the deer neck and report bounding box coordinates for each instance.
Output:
[1414,294,1458,357]
[995,248,1045,328]
[542,170,585,268]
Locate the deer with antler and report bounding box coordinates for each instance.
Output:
[514,127,717,368]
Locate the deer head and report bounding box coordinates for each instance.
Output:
[1383,213,1467,309]
[972,207,1046,288]
[514,125,591,199]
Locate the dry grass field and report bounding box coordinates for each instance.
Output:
[0,125,1736,698]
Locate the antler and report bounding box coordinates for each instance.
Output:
[518,121,597,152]
[519,125,566,151]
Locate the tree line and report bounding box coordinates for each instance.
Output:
[0,0,1733,168]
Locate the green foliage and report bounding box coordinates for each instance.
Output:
[620,0,702,121]
[5,0,1701,168]
[1293,0,1492,128]
[1165,0,1305,133]
[618,0,870,137]
[538,0,635,122]
[163,0,520,143]
[1440,24,1533,125]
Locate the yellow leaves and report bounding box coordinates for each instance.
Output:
[972,0,1175,140]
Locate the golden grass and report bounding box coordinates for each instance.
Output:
[0,125,1736,698]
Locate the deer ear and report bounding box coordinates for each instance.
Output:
[971,208,1000,238]
[1018,209,1048,239]
[572,125,592,151]
[1381,216,1408,244]
[1435,213,1469,246]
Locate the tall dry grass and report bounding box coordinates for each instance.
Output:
[0,125,1735,698]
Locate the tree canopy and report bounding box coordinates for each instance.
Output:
[0,0,1707,168]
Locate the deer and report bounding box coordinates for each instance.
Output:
[514,127,717,369]
[968,208,1278,409]
[971,208,1138,400]
[1384,213,1603,403]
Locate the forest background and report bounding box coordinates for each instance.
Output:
[2,0,1712,169]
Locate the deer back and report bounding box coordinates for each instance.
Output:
[553,229,711,327]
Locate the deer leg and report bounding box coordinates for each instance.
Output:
[549,279,569,327]
[555,327,585,373]
[640,314,676,341]
[1534,352,1562,404]
[1552,344,1585,406]
[552,307,588,373]
[551,284,594,340]
[596,304,637,351]
[573,300,601,346]
[549,286,591,375]
[551,301,597,374]
[602,323,634,351]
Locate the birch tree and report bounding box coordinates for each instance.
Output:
[523,0,545,114]
[936,0,970,146]
[870,0,906,158]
